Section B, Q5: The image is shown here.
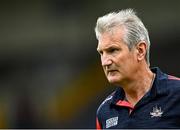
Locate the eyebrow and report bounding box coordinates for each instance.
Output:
[97,44,120,52]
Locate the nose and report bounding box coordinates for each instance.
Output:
[101,54,112,66]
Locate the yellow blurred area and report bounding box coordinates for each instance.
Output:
[0,104,7,128]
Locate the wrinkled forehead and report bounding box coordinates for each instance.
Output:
[97,28,127,51]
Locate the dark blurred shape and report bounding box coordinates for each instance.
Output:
[14,91,37,128]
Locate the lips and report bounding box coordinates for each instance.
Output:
[107,70,118,74]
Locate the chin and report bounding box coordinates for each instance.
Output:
[108,78,120,85]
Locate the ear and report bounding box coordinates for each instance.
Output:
[136,41,147,62]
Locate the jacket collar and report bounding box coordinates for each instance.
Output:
[111,67,167,106]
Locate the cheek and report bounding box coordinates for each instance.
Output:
[116,54,135,68]
[115,56,126,66]
[129,54,138,65]
[126,55,139,72]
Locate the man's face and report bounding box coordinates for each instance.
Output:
[97,28,138,85]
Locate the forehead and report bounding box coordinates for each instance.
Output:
[97,27,126,49]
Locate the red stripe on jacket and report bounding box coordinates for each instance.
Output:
[168,75,180,80]
[96,117,102,130]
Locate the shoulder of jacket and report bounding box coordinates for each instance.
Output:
[97,90,116,115]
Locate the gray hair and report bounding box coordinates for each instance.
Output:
[95,8,151,65]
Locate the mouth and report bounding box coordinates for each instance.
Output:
[107,70,118,75]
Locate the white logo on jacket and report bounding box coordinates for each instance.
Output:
[106,116,118,128]
[150,106,163,118]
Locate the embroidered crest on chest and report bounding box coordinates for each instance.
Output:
[150,106,163,118]
[106,116,118,128]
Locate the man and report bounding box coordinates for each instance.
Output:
[95,8,180,129]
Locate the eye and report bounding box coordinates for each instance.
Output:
[108,48,119,53]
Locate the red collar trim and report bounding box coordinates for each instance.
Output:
[168,75,180,80]
[116,100,134,110]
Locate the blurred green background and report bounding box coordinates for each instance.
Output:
[0,0,179,128]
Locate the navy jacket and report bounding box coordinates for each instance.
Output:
[96,67,180,129]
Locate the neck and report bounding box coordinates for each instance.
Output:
[122,67,155,107]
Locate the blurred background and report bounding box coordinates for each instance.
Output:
[0,0,179,128]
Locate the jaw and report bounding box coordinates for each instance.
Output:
[107,73,122,85]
